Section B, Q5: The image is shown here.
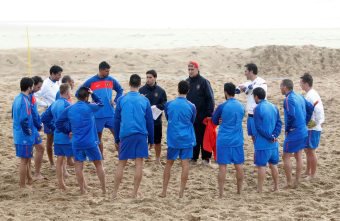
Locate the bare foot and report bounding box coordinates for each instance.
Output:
[271,187,279,192]
[33,174,45,181]
[131,192,143,199]
[64,171,71,178]
[50,164,56,171]
[283,183,294,189]
[58,185,68,191]
[80,189,87,195]
[159,192,166,198]
[27,177,33,185]
[179,192,184,198]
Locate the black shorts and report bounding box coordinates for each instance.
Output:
[154,124,162,144]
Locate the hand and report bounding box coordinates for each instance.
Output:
[115,142,119,151]
[239,85,246,92]
[24,128,32,136]
[307,120,316,128]
[235,88,241,94]
[88,88,93,94]
[69,132,73,139]
[219,118,222,124]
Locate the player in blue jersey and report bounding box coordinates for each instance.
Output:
[253,87,282,193]
[81,61,123,158]
[112,74,154,199]
[42,84,73,190]
[280,79,314,188]
[56,87,106,194]
[12,77,35,188]
[160,80,196,198]
[212,83,245,196]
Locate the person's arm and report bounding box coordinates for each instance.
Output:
[55,108,71,134]
[313,101,325,125]
[164,102,169,121]
[156,89,167,111]
[31,103,42,131]
[304,97,315,125]
[35,83,49,107]
[212,104,223,125]
[145,101,155,145]
[272,107,282,139]
[191,103,197,124]
[87,91,104,112]
[113,98,122,144]
[113,78,124,103]
[19,98,32,136]
[205,81,215,117]
[41,106,55,131]
[254,106,273,140]
[284,96,296,133]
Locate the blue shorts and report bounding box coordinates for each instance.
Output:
[254,148,279,166]
[167,147,193,160]
[54,144,73,157]
[95,117,114,133]
[305,130,321,149]
[247,117,256,136]
[283,137,307,153]
[34,130,42,145]
[216,146,244,165]
[15,144,34,158]
[73,146,102,162]
[43,125,54,134]
[119,134,148,160]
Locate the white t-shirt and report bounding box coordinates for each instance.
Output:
[240,76,267,115]
[35,77,60,107]
[305,88,325,131]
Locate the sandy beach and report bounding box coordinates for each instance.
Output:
[0,45,339,220]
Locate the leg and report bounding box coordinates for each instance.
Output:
[67,157,74,167]
[294,150,303,186]
[179,160,189,198]
[154,143,162,164]
[34,143,44,179]
[309,149,317,178]
[97,132,104,157]
[192,124,201,161]
[112,160,128,198]
[93,160,106,194]
[269,164,279,191]
[283,153,293,187]
[218,165,227,198]
[160,160,174,197]
[27,159,33,185]
[132,158,144,198]
[257,166,266,193]
[74,161,86,194]
[19,158,29,188]
[63,160,70,178]
[46,134,55,168]
[56,156,67,190]
[235,164,244,194]
[304,148,311,176]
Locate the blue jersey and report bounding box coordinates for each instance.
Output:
[81,75,123,119]
[283,91,314,141]
[165,97,196,149]
[253,100,282,150]
[55,91,61,100]
[56,94,103,149]
[212,98,245,148]
[113,91,154,144]
[29,93,42,132]
[41,97,71,144]
[12,93,35,145]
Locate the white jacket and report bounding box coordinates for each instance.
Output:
[305,89,325,131]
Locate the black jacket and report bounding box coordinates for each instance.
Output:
[139,83,167,125]
[186,74,215,125]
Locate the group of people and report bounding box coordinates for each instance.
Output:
[12,60,325,198]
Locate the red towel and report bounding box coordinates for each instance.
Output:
[202,117,217,160]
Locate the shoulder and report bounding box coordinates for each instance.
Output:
[156,85,166,93]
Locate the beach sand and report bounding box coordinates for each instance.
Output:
[0,45,339,220]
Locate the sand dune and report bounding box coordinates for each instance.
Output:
[0,45,339,220]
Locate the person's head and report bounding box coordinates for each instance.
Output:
[129,74,141,89]
[300,73,313,92]
[98,61,110,78]
[146,69,157,86]
[32,76,43,93]
[253,87,266,104]
[20,77,34,93]
[188,61,199,78]
[76,86,91,101]
[61,75,75,90]
[224,82,236,100]
[244,63,258,80]
[178,80,190,95]
[49,65,63,81]
[59,83,71,99]
[280,79,294,95]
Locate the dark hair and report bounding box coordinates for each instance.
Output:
[178,80,190,94]
[99,61,110,70]
[59,83,70,95]
[77,87,90,101]
[253,87,266,100]
[50,65,63,75]
[129,74,141,88]
[20,77,34,91]
[281,79,294,90]
[61,75,72,84]
[224,82,236,96]
[245,63,258,75]
[146,69,157,78]
[300,73,313,87]
[32,76,43,85]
